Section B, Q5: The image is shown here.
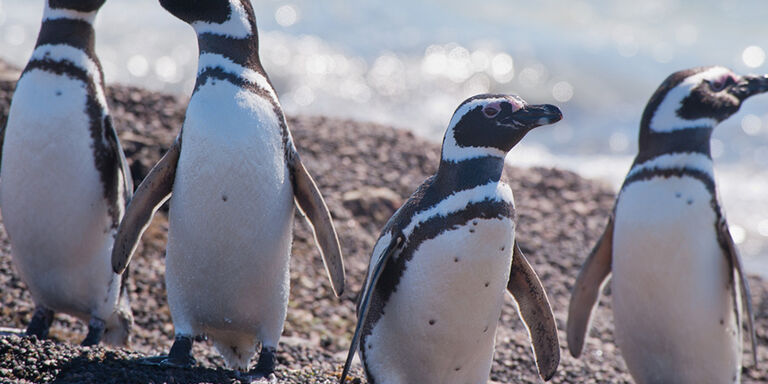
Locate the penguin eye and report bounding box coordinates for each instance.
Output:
[482,106,500,118]
[708,76,734,92]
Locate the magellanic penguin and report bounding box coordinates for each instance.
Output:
[110,0,345,376]
[0,0,133,346]
[567,66,768,383]
[340,94,562,384]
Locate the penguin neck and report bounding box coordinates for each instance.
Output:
[435,156,505,190]
[197,33,262,72]
[634,122,714,166]
[192,1,263,72]
[629,122,715,180]
[36,7,97,55]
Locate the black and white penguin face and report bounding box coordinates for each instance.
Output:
[442,94,562,162]
[643,66,768,132]
[48,0,106,12]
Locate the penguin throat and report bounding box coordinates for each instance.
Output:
[191,1,254,39]
[198,34,261,70]
[436,156,505,189]
[43,4,98,23]
[635,125,713,165]
[36,18,96,54]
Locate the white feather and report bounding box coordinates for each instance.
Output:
[650,66,734,133]
[31,44,108,109]
[363,217,516,384]
[627,152,714,179]
[613,176,741,383]
[43,3,97,23]
[191,0,252,39]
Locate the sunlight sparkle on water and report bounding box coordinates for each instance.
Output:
[552,81,574,102]
[490,53,514,83]
[741,114,762,136]
[154,56,178,83]
[730,225,746,244]
[127,55,149,78]
[742,46,765,68]
[275,5,298,27]
[758,220,768,237]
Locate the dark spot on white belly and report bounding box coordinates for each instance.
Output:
[687,199,693,205]
[454,257,459,263]
[429,319,436,325]
[720,318,724,325]
[675,192,681,198]
[500,246,505,251]
[454,366,461,372]
[472,220,478,226]
[222,194,228,202]
[484,282,489,288]
[483,325,488,333]
[55,90,62,96]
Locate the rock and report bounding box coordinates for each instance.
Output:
[0,61,767,383]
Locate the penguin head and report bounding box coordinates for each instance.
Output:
[159,0,254,28]
[441,94,562,162]
[48,0,106,12]
[643,66,768,133]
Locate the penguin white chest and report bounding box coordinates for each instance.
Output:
[165,80,294,343]
[612,176,740,383]
[365,217,515,384]
[1,69,117,318]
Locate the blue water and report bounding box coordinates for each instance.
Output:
[1,0,768,276]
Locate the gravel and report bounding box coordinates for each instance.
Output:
[0,63,766,383]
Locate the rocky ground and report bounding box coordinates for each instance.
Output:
[0,63,766,384]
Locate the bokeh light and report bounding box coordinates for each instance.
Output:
[742,46,765,68]
[275,5,298,27]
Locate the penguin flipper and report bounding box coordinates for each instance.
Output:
[339,233,402,384]
[716,216,757,366]
[566,215,613,359]
[0,123,5,173]
[104,115,134,202]
[288,151,345,297]
[111,137,181,275]
[507,241,560,381]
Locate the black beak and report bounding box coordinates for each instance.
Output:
[731,74,768,100]
[501,104,563,129]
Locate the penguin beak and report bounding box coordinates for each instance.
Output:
[731,74,768,100]
[501,104,563,130]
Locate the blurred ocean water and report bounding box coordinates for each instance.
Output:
[1,0,768,276]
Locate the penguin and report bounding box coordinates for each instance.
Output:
[567,66,767,383]
[0,0,133,346]
[109,0,345,376]
[340,94,562,384]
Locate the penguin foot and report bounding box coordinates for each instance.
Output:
[25,306,54,340]
[81,317,106,346]
[253,346,277,375]
[159,355,197,368]
[160,334,197,368]
[136,355,169,366]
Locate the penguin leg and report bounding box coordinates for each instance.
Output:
[25,305,54,339]
[253,345,277,375]
[159,334,197,368]
[239,344,276,381]
[81,317,106,346]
